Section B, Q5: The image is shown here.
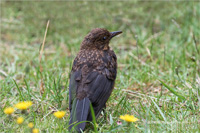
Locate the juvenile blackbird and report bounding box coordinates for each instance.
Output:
[68,28,122,132]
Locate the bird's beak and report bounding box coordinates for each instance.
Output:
[110,31,122,38]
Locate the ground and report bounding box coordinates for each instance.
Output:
[0,1,200,132]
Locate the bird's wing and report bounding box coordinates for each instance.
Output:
[69,68,115,111]
[86,70,115,117]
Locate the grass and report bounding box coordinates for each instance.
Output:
[0,1,200,132]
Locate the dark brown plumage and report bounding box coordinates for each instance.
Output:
[68,28,122,132]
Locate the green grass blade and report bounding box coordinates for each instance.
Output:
[13,79,24,101]
[150,98,167,122]
[90,103,97,133]
[24,79,31,100]
[159,80,186,100]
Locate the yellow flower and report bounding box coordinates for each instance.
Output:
[17,117,24,124]
[15,101,33,110]
[53,111,66,119]
[120,114,138,122]
[28,122,34,128]
[32,128,39,133]
[4,107,14,115]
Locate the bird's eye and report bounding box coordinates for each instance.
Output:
[103,36,107,40]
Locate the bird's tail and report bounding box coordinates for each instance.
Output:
[68,97,90,132]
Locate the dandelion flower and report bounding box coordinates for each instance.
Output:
[53,111,66,119]
[15,101,33,110]
[28,122,34,128]
[4,107,14,115]
[26,101,33,106]
[32,128,39,133]
[17,117,24,124]
[120,114,138,122]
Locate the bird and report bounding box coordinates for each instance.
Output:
[68,28,122,132]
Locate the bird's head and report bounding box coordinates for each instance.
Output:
[80,28,122,50]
